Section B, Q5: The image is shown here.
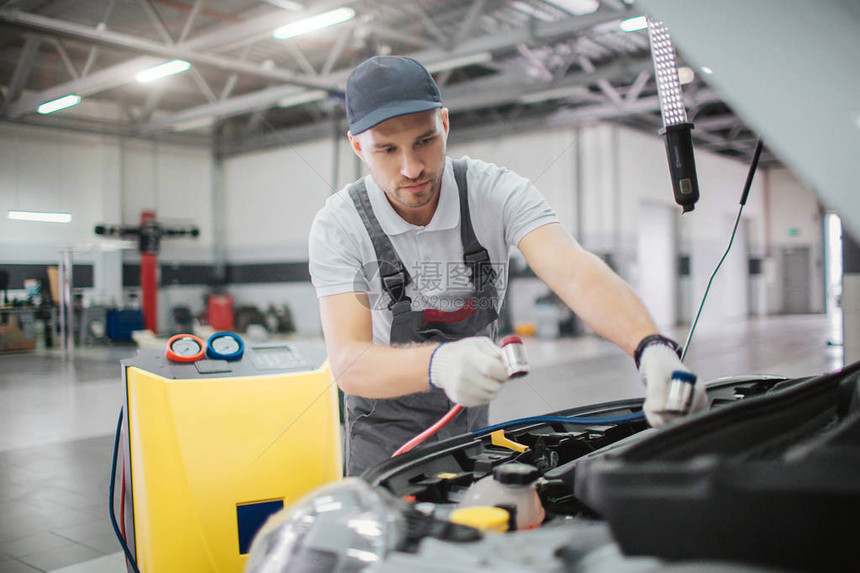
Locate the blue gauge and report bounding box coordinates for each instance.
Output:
[206,332,244,361]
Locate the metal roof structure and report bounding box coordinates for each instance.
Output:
[0,0,769,163]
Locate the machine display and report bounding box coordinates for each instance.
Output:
[111,334,342,573]
[247,362,860,573]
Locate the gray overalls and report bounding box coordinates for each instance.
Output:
[345,159,501,476]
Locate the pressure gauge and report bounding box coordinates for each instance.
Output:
[207,332,244,361]
[166,334,206,362]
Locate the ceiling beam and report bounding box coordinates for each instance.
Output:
[220,87,722,158]
[51,38,79,80]
[1,3,351,117]
[5,56,163,117]
[137,0,175,45]
[7,36,41,103]
[0,9,340,89]
[178,0,205,44]
[142,9,627,131]
[445,57,653,112]
[5,111,212,147]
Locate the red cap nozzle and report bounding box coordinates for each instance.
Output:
[499,335,523,347]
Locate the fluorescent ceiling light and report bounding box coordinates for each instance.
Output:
[273,7,355,40]
[136,60,191,83]
[424,52,492,74]
[700,66,714,74]
[678,66,695,85]
[8,210,73,223]
[510,1,555,21]
[519,85,588,104]
[172,117,215,132]
[37,95,81,114]
[620,16,648,32]
[544,0,599,16]
[277,89,329,108]
[263,0,305,10]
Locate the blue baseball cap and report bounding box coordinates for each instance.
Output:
[345,56,442,135]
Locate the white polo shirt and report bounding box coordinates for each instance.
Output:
[308,155,559,345]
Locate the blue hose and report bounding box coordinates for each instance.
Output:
[473,411,645,436]
[109,408,142,573]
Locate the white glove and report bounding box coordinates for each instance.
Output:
[638,343,708,428]
[429,337,508,407]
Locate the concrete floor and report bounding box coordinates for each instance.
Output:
[0,314,845,572]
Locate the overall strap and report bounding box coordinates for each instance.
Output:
[452,158,496,291]
[348,179,411,308]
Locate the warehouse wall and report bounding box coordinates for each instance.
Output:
[616,126,767,334]
[1,120,826,339]
[220,136,356,333]
[763,168,825,314]
[218,122,777,336]
[448,124,768,335]
[0,123,214,330]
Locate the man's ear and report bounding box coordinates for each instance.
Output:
[440,107,450,138]
[348,132,363,160]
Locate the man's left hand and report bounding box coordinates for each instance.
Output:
[638,343,708,427]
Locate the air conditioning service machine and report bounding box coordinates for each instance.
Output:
[110,332,342,572]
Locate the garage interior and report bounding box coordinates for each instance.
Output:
[0,1,858,572]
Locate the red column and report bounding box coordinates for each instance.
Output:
[140,211,159,334]
[140,252,158,333]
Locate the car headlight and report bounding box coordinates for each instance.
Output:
[245,478,406,573]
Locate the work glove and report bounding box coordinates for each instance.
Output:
[638,342,708,428]
[429,336,508,407]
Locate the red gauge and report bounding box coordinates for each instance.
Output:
[166,334,206,362]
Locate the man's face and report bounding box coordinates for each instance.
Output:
[350,108,449,215]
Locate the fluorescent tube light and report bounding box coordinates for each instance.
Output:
[172,117,215,132]
[424,52,492,74]
[273,7,355,40]
[544,0,599,16]
[8,210,73,223]
[263,0,305,10]
[620,16,648,32]
[510,1,555,21]
[700,66,714,74]
[37,95,81,114]
[136,60,191,83]
[277,89,329,108]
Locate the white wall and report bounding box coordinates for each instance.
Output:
[1,118,826,339]
[222,137,355,262]
[615,126,766,333]
[448,128,578,233]
[636,202,677,330]
[120,139,215,262]
[220,136,356,334]
[215,122,823,338]
[0,123,214,329]
[764,168,825,314]
[1,125,116,261]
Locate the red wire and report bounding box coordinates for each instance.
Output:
[392,405,464,457]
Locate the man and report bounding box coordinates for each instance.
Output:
[309,56,707,476]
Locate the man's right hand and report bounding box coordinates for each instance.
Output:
[429,337,508,407]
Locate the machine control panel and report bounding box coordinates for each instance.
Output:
[248,345,308,370]
[126,333,326,379]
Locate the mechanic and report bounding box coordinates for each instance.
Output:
[309,56,707,476]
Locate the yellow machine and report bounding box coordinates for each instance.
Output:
[113,336,341,573]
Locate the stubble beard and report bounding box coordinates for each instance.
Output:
[387,170,443,210]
